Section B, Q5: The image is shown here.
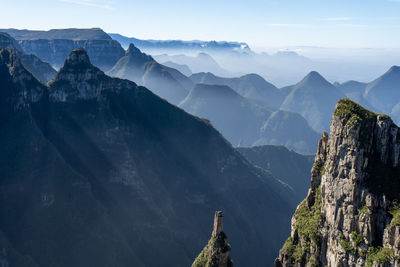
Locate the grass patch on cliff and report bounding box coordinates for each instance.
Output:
[192,237,215,267]
[360,205,371,215]
[389,203,400,226]
[334,98,376,123]
[294,187,322,244]
[340,239,355,254]
[282,187,323,266]
[366,247,397,267]
[351,231,364,247]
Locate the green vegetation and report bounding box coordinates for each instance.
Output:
[334,98,376,124]
[312,161,325,175]
[351,231,364,247]
[360,205,371,215]
[389,203,400,226]
[366,247,397,267]
[294,187,322,244]
[340,239,355,254]
[192,237,215,267]
[283,187,323,265]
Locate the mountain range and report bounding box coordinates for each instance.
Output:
[0,47,298,267]
[179,83,319,153]
[108,33,251,54]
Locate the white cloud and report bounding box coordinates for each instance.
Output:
[265,23,310,28]
[338,23,370,28]
[321,17,352,21]
[59,0,116,10]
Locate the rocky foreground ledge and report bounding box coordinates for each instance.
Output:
[275,98,400,267]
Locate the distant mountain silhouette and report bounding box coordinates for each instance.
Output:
[190,72,284,108]
[180,83,319,153]
[364,65,400,114]
[156,53,230,76]
[280,71,345,132]
[162,61,192,76]
[255,110,320,154]
[108,43,191,104]
[108,33,251,54]
[180,83,273,146]
[0,48,295,266]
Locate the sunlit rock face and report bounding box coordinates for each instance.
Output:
[276,98,400,267]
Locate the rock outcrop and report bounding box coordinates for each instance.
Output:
[275,98,400,267]
[192,211,233,267]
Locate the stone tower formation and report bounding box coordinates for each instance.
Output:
[212,211,223,237]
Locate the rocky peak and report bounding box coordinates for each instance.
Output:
[49,47,110,102]
[275,98,400,267]
[300,71,331,87]
[63,47,92,68]
[192,211,233,267]
[125,43,153,63]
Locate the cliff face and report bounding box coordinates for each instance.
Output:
[19,39,125,71]
[275,98,400,267]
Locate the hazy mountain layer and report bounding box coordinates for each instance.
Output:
[255,110,321,154]
[280,71,345,133]
[156,53,230,77]
[179,83,319,153]
[108,43,191,104]
[190,72,284,108]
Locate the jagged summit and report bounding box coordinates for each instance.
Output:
[125,43,153,62]
[275,98,400,267]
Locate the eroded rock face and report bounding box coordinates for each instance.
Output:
[275,99,400,267]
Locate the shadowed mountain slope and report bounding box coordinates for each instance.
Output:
[0,48,294,267]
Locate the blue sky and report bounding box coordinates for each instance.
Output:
[3,0,400,50]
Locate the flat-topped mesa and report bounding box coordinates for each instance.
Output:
[275,98,400,267]
[192,211,233,267]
